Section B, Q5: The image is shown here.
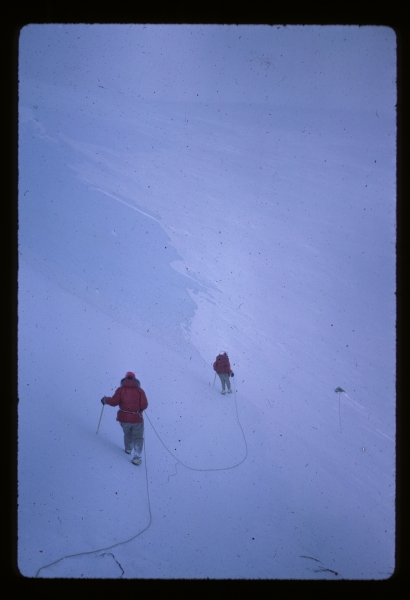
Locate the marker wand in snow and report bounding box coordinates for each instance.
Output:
[334,387,345,432]
[96,403,105,434]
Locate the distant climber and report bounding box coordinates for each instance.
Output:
[213,352,234,394]
[101,372,148,465]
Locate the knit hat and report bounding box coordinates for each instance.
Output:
[125,371,136,379]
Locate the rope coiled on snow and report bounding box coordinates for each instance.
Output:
[145,375,247,472]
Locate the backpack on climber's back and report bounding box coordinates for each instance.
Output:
[213,352,231,374]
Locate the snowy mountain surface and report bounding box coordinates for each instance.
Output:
[18,25,396,579]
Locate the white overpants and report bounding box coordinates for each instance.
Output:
[217,373,231,391]
[120,422,144,456]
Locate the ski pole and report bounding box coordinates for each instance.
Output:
[213,372,216,386]
[96,404,105,434]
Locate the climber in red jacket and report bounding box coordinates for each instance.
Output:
[213,352,234,395]
[101,372,148,465]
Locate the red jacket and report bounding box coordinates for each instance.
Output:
[213,354,232,374]
[105,378,148,423]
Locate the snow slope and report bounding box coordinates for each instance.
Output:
[18,26,396,579]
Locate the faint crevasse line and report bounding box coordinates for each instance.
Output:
[374,428,395,443]
[170,260,213,288]
[88,186,161,222]
[343,392,395,442]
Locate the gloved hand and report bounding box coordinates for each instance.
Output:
[231,372,234,377]
[101,396,106,405]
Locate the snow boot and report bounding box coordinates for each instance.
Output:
[125,449,131,454]
[132,456,142,466]
[227,389,233,393]
[221,390,226,395]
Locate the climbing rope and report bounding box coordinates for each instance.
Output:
[145,375,248,472]
[36,373,247,577]
[35,437,153,578]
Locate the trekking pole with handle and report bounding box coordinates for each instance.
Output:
[96,398,106,434]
